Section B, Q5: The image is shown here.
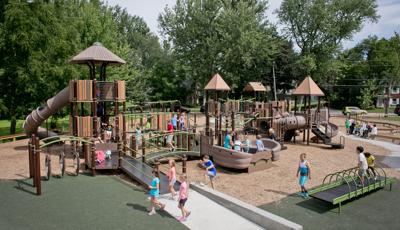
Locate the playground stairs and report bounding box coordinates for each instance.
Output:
[311,124,343,149]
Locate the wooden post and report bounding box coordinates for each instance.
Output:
[91,143,96,176]
[33,135,41,195]
[114,80,120,142]
[28,139,34,178]
[122,115,127,154]
[142,136,146,162]
[92,79,98,137]
[131,135,136,157]
[117,141,122,169]
[231,111,235,133]
[294,96,297,115]
[307,95,311,145]
[193,113,197,133]
[205,90,210,136]
[182,154,187,174]
[303,96,306,142]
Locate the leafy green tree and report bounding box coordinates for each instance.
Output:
[159,0,280,102]
[277,0,379,82]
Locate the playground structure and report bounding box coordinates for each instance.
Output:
[208,138,281,173]
[308,166,395,213]
[23,43,200,195]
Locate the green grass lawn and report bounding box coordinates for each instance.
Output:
[0,118,70,137]
[366,107,395,113]
[258,181,400,230]
[0,175,187,230]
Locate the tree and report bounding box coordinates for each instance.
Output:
[277,0,379,82]
[159,0,280,102]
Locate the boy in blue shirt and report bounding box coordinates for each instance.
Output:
[256,135,264,152]
[224,131,233,149]
[201,155,217,189]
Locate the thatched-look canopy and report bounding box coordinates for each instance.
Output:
[243,82,267,92]
[204,73,231,91]
[69,42,126,65]
[292,76,325,96]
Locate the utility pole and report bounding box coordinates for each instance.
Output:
[272,61,277,101]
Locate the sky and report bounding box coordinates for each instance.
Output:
[106,0,400,49]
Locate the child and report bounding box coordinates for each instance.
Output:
[168,159,177,200]
[268,128,276,141]
[224,131,233,149]
[356,146,368,186]
[171,114,178,130]
[242,134,250,153]
[364,152,377,180]
[179,113,186,130]
[296,153,311,198]
[201,155,217,189]
[256,135,264,152]
[135,126,142,149]
[148,169,166,215]
[177,174,191,222]
[166,120,175,151]
[233,138,242,151]
[345,118,350,134]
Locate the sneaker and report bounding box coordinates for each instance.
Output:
[160,204,166,210]
[185,211,191,219]
[178,217,186,222]
[304,192,309,198]
[199,182,205,187]
[148,210,156,216]
[374,176,378,180]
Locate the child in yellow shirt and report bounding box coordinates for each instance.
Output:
[364,152,376,180]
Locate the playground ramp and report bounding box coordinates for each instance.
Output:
[23,86,70,138]
[121,155,180,194]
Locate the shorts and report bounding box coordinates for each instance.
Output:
[169,177,176,186]
[179,198,187,207]
[207,171,216,178]
[149,193,159,198]
[166,134,173,144]
[299,176,308,186]
[358,168,367,177]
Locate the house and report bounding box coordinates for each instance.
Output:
[376,87,400,107]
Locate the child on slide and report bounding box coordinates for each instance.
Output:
[168,159,177,200]
[148,170,166,216]
[177,174,191,222]
[296,153,311,198]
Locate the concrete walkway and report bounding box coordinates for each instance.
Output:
[159,189,264,230]
[341,132,400,170]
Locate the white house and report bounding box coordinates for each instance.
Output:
[376,87,400,107]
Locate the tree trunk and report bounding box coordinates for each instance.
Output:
[10,115,17,134]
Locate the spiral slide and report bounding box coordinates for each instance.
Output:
[23,87,70,139]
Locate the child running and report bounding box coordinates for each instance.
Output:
[201,155,217,189]
[364,152,377,180]
[177,174,191,222]
[168,159,177,200]
[296,153,311,198]
[148,169,166,216]
[356,146,368,186]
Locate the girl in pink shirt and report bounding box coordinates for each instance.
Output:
[178,174,190,221]
[168,159,177,199]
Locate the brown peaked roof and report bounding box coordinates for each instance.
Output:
[69,42,126,65]
[204,73,231,91]
[243,82,267,92]
[292,76,325,96]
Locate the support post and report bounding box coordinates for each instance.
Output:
[33,135,41,195]
[205,90,210,136]
[91,143,96,176]
[28,139,34,178]
[118,141,122,169]
[142,136,146,162]
[307,95,311,145]
[182,154,187,174]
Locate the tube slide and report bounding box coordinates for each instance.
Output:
[23,87,70,137]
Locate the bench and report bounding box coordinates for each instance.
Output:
[369,134,400,144]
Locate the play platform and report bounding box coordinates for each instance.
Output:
[308,167,394,212]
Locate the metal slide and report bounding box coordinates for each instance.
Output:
[23,87,70,138]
